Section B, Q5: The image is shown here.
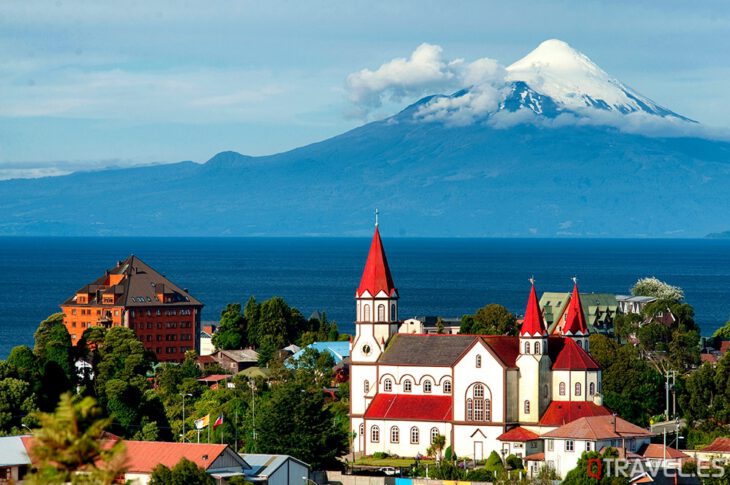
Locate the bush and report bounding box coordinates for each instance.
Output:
[466,468,493,481]
[372,451,390,459]
[506,453,523,470]
[485,450,504,473]
[444,445,454,461]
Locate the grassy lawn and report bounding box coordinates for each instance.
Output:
[355,457,436,467]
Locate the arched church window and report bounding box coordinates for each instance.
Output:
[359,423,364,437]
[524,400,531,414]
[363,304,371,321]
[577,340,583,349]
[424,379,432,393]
[534,342,541,354]
[559,382,566,396]
[443,379,452,393]
[525,342,531,354]
[476,355,482,368]
[390,304,396,321]
[390,426,399,443]
[543,384,549,399]
[404,379,412,392]
[363,380,369,394]
[377,304,385,321]
[467,384,490,421]
[410,427,419,444]
[575,382,582,396]
[384,378,392,392]
[485,399,492,421]
[589,382,595,396]
[431,427,439,444]
[474,384,484,398]
[466,399,473,421]
[371,425,380,443]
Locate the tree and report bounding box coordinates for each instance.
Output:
[426,433,446,461]
[212,303,247,350]
[25,393,127,485]
[485,450,505,474]
[712,321,730,342]
[255,373,348,469]
[436,317,445,334]
[31,315,74,410]
[149,458,214,485]
[460,304,518,336]
[562,449,629,485]
[631,277,684,302]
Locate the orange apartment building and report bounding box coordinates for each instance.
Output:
[61,255,203,362]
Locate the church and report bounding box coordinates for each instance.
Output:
[350,224,612,462]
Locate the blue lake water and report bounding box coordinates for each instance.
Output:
[1,237,729,359]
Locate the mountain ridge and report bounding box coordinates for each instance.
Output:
[1,39,728,237]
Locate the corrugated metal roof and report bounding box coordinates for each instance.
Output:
[0,436,31,467]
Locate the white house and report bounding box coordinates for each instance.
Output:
[540,415,652,478]
[0,435,31,483]
[350,224,614,462]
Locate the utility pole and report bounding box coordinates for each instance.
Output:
[664,371,670,419]
[671,371,677,418]
[180,393,192,442]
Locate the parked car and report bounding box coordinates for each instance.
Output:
[379,467,400,476]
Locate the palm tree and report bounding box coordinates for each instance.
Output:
[26,392,127,484]
[427,434,446,462]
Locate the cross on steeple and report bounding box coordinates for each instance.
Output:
[529,275,535,286]
[375,208,379,227]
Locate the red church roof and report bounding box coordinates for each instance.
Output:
[357,226,397,298]
[498,426,540,442]
[563,281,588,335]
[364,394,452,421]
[539,401,612,426]
[520,282,547,336]
[551,337,600,370]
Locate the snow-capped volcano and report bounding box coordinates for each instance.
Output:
[406,39,692,124]
[505,39,687,119]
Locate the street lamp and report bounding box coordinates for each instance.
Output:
[248,380,257,443]
[302,476,316,485]
[22,424,32,434]
[181,393,192,442]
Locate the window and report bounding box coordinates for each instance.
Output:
[543,384,549,399]
[566,440,574,452]
[404,379,412,392]
[476,355,482,368]
[466,399,473,421]
[359,423,364,437]
[424,379,432,393]
[384,378,393,392]
[524,400,531,414]
[391,304,396,321]
[72,309,77,315]
[410,427,419,444]
[363,304,370,321]
[390,426,399,443]
[371,426,380,443]
[431,428,439,444]
[524,342,531,354]
[378,304,385,322]
[575,382,582,396]
[586,441,592,451]
[443,380,452,393]
[589,382,595,396]
[474,398,484,421]
[364,380,370,394]
[577,340,583,349]
[474,384,484,398]
[534,342,541,354]
[547,439,554,452]
[559,382,566,396]
[485,399,491,421]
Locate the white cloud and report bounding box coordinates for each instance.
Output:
[346,43,506,117]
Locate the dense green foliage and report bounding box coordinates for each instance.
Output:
[212,303,248,350]
[589,335,663,425]
[149,458,214,485]
[562,449,629,485]
[460,304,518,336]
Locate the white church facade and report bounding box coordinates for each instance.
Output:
[350,225,611,461]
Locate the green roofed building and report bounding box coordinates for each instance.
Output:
[540,292,618,335]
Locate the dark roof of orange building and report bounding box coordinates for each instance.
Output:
[63,255,202,308]
[364,394,453,421]
[498,426,540,442]
[539,401,612,426]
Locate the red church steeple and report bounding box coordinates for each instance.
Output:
[563,278,589,335]
[356,223,397,298]
[520,278,547,336]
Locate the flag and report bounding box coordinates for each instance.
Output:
[213,414,223,429]
[195,414,210,429]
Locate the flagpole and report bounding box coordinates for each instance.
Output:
[208,420,210,443]
[197,429,200,443]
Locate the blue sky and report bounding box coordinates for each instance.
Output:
[1,0,728,175]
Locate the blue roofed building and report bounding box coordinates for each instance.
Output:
[240,453,310,484]
[288,341,350,366]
